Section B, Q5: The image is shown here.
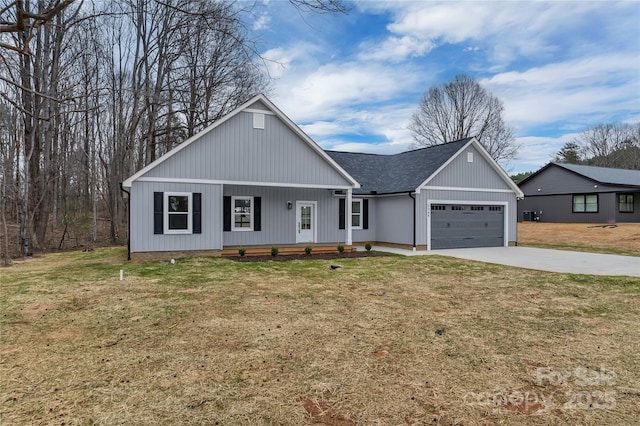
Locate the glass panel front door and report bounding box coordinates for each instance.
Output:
[296,202,315,243]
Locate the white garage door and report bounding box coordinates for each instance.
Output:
[430,204,504,249]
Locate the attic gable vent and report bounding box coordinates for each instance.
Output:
[467,152,474,163]
[253,113,265,129]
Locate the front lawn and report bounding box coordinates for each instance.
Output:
[518,222,640,256]
[1,248,639,425]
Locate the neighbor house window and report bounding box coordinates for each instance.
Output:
[165,192,192,234]
[352,200,362,230]
[573,194,598,213]
[232,196,253,231]
[619,194,634,213]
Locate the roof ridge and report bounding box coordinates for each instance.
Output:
[555,162,640,173]
[326,137,473,158]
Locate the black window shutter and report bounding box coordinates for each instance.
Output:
[223,196,231,231]
[154,192,163,234]
[254,197,261,231]
[363,199,369,230]
[193,193,202,234]
[338,198,345,230]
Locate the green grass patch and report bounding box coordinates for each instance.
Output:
[1,247,639,425]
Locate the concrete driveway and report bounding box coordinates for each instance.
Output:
[360,246,640,277]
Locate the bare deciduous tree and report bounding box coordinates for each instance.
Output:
[575,122,640,169]
[409,74,518,163]
[0,0,348,257]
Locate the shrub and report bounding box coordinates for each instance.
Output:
[337,244,345,253]
[271,246,279,257]
[238,248,246,257]
[365,243,372,252]
[304,246,312,255]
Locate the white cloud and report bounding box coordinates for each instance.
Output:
[252,12,270,31]
[325,141,399,154]
[356,1,636,67]
[514,133,580,173]
[482,54,640,131]
[358,35,435,62]
[261,47,293,79]
[271,61,422,122]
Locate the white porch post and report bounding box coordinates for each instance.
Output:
[346,189,353,246]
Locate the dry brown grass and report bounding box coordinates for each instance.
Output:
[518,222,640,255]
[1,248,640,425]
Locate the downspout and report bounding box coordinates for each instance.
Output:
[120,183,131,261]
[408,192,416,250]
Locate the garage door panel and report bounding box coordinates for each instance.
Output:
[431,205,504,249]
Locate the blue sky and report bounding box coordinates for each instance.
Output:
[250,1,640,173]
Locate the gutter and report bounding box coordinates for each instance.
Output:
[120,183,131,261]
[408,192,416,250]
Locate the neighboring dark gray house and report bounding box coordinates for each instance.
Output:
[518,162,640,223]
[122,94,523,259]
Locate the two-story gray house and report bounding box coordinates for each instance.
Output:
[122,94,523,260]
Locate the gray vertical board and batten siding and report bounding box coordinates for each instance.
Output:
[520,166,622,196]
[140,110,352,188]
[376,196,415,246]
[222,185,346,246]
[426,144,513,190]
[130,181,222,252]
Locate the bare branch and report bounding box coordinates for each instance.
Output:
[0,0,76,33]
[409,74,518,163]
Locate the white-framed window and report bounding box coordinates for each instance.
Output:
[573,194,598,213]
[165,192,192,234]
[232,196,253,231]
[351,199,362,230]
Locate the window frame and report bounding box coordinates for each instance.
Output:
[618,194,634,213]
[351,199,363,230]
[572,194,599,213]
[232,196,254,231]
[164,192,192,234]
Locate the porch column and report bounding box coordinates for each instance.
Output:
[346,189,353,246]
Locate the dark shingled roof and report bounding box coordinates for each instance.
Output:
[327,138,472,194]
[553,163,640,187]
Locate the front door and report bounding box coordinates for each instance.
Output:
[296,201,316,243]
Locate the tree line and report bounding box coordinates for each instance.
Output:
[555,122,640,169]
[0,0,345,264]
[511,122,640,184]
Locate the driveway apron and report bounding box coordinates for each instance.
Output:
[361,246,640,277]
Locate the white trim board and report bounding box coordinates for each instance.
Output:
[243,108,276,115]
[135,176,354,190]
[423,186,515,193]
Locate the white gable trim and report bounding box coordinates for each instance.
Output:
[122,94,360,190]
[415,138,524,198]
